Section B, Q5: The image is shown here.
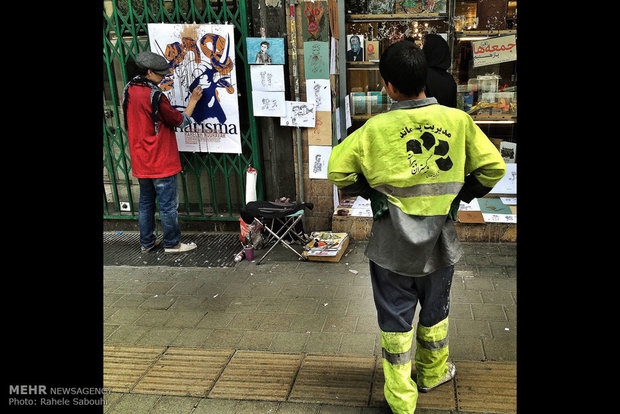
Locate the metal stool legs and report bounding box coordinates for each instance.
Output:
[255,211,307,265]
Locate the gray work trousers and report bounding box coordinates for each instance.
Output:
[369,260,454,333]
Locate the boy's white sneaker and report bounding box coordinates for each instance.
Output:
[164,242,197,254]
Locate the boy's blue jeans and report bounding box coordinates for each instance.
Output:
[138,175,181,249]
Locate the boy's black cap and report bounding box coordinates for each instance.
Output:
[135,51,170,76]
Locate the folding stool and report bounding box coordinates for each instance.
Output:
[240,201,314,265]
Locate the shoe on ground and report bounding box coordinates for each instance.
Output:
[164,242,197,254]
[141,238,162,253]
[417,362,456,393]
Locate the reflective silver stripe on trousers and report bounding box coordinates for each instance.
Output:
[416,336,449,351]
[382,347,412,365]
[374,182,464,198]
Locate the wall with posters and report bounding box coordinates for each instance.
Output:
[285,0,340,232]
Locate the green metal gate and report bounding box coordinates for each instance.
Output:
[103,0,263,223]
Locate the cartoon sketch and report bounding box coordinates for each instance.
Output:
[292,104,312,117]
[313,113,323,132]
[312,84,322,108]
[255,40,272,64]
[305,79,330,112]
[304,41,329,79]
[313,154,323,174]
[250,65,285,92]
[309,43,325,69]
[308,145,332,179]
[280,101,316,127]
[490,163,517,194]
[252,91,286,117]
[260,71,273,88]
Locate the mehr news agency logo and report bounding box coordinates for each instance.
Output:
[8,384,111,407]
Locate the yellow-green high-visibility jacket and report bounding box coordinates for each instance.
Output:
[328,98,506,216]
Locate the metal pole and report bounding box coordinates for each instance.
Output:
[288,0,304,203]
[338,0,347,144]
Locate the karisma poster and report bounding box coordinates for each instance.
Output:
[148,23,241,154]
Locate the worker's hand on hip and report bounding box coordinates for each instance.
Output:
[370,190,389,221]
[448,197,459,221]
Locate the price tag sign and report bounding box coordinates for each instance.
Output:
[472,35,517,67]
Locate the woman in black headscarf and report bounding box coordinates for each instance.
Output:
[422,34,457,108]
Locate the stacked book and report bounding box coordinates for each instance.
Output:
[303,232,349,262]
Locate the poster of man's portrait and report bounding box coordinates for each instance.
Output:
[346,34,364,62]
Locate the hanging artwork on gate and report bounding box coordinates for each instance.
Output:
[305,79,331,112]
[252,91,286,117]
[147,23,241,153]
[250,65,286,92]
[304,41,330,79]
[302,1,329,42]
[246,37,286,65]
[280,101,316,127]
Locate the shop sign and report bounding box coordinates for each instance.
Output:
[472,35,516,67]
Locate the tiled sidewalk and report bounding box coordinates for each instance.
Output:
[103,345,516,413]
[103,238,516,413]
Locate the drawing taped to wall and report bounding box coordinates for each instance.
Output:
[302,1,329,42]
[308,145,332,179]
[250,65,285,92]
[252,91,286,117]
[148,23,241,153]
[304,41,329,79]
[280,101,316,127]
[246,37,285,65]
[490,163,516,194]
[305,79,331,112]
[309,111,332,146]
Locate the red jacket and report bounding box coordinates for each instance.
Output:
[125,83,184,178]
